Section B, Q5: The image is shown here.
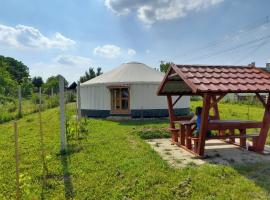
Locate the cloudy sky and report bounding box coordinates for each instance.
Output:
[0,0,270,82]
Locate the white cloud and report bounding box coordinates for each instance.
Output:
[54,55,92,66]
[105,0,224,25]
[93,44,122,58]
[0,24,75,50]
[127,48,136,56]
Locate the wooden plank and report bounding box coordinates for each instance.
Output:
[229,129,235,143]
[208,120,262,130]
[256,93,270,152]
[211,95,220,120]
[156,66,174,95]
[239,129,247,147]
[210,93,226,108]
[180,125,186,146]
[172,95,182,107]
[255,93,267,108]
[197,93,211,156]
[207,134,259,140]
[186,125,192,149]
[171,65,198,93]
[167,95,178,143]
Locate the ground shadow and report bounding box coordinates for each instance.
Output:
[60,150,74,199]
[204,146,270,194]
[232,161,270,194]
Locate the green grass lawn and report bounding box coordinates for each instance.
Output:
[1,103,270,199]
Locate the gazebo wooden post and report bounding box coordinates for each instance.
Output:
[256,93,270,152]
[212,95,220,120]
[167,95,178,143]
[197,93,211,156]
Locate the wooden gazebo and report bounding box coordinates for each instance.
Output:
[157,64,270,157]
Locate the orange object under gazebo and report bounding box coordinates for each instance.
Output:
[157,64,270,157]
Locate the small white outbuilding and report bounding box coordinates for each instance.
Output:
[80,62,190,118]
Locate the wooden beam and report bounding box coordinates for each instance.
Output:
[167,95,178,143]
[255,93,270,152]
[168,73,178,78]
[197,93,211,156]
[255,93,267,108]
[172,95,182,107]
[210,93,226,108]
[211,95,220,120]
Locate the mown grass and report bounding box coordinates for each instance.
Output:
[1,103,270,199]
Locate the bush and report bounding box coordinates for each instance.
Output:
[136,128,170,139]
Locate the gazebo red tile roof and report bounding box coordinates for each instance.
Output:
[158,64,270,95]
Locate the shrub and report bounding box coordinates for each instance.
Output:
[136,128,170,139]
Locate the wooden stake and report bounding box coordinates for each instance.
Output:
[59,76,67,152]
[14,121,20,200]
[18,85,22,118]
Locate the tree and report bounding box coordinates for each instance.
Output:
[160,61,172,73]
[0,63,16,96]
[44,75,68,94]
[32,76,44,88]
[96,67,103,76]
[80,67,103,83]
[0,55,29,84]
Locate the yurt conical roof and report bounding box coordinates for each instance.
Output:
[81,62,164,86]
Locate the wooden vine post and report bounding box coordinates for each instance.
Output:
[59,76,67,152]
[18,85,22,118]
[14,121,20,199]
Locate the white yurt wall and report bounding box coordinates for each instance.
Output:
[80,84,110,110]
[130,84,190,110]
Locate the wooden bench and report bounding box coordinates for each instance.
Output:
[168,127,180,143]
[189,134,259,151]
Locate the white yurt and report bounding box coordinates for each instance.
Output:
[80,62,190,118]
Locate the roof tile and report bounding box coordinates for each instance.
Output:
[173,65,270,93]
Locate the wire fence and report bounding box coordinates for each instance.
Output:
[0,86,76,123]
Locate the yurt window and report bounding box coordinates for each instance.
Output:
[110,87,130,114]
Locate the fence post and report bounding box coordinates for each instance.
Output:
[14,121,20,200]
[18,85,22,118]
[39,87,48,185]
[77,81,81,121]
[59,76,66,152]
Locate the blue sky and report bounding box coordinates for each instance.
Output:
[0,0,270,82]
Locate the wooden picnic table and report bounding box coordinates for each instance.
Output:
[173,120,195,150]
[208,120,262,130]
[173,119,261,152]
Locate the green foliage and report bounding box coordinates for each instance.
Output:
[136,127,170,139]
[0,105,270,199]
[160,61,172,73]
[43,75,68,94]
[80,67,103,83]
[0,55,29,84]
[31,76,44,88]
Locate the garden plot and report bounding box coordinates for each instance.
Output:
[147,138,270,167]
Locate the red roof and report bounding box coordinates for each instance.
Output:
[158,64,270,95]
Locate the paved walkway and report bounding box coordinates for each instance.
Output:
[147,138,270,168]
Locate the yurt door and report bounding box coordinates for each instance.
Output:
[110,88,130,114]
